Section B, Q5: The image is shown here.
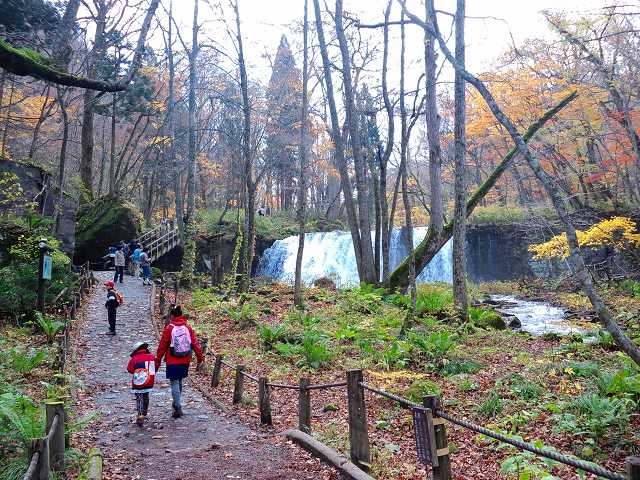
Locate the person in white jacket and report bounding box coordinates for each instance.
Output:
[114,246,125,283]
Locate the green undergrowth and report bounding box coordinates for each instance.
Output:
[191,280,640,479]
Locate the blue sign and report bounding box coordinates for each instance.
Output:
[42,255,52,280]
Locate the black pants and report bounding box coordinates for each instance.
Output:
[107,308,117,332]
[114,266,124,283]
[135,392,149,415]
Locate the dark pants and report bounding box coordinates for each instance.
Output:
[135,392,149,415]
[114,266,124,283]
[107,308,117,332]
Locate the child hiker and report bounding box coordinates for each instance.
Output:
[155,305,203,418]
[127,341,156,427]
[104,280,122,335]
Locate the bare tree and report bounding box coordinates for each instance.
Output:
[294,0,310,307]
[452,0,468,320]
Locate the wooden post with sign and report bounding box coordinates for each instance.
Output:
[423,395,452,480]
[412,406,438,469]
[627,456,640,480]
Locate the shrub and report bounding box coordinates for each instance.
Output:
[376,341,411,371]
[406,329,456,365]
[405,378,442,403]
[415,287,453,315]
[619,279,640,297]
[297,330,332,370]
[477,390,504,418]
[34,312,65,344]
[225,301,258,328]
[5,347,46,374]
[441,358,482,376]
[506,373,542,400]
[556,394,632,440]
[341,284,384,314]
[256,322,288,351]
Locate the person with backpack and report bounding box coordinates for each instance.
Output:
[127,341,156,427]
[104,280,122,335]
[114,246,125,283]
[122,241,130,274]
[155,305,204,418]
[132,244,143,278]
[140,247,152,285]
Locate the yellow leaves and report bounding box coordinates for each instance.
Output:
[150,100,166,113]
[528,216,640,260]
[146,135,171,147]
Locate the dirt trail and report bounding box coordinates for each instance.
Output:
[74,271,332,480]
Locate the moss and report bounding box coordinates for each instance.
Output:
[74,196,142,263]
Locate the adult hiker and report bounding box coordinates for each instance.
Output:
[122,240,130,274]
[155,305,204,418]
[140,247,152,285]
[114,246,125,283]
[132,243,143,278]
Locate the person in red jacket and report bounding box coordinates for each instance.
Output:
[127,341,156,427]
[155,305,204,418]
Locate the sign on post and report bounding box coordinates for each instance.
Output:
[413,406,438,467]
[42,254,53,280]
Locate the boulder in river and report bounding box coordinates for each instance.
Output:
[503,314,522,329]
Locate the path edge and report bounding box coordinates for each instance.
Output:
[283,429,375,480]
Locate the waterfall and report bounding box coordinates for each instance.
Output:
[255,227,453,288]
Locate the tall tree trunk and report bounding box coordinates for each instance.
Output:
[109,92,117,196]
[312,0,365,280]
[55,87,70,235]
[334,0,376,285]
[1,76,15,159]
[181,0,199,285]
[403,0,640,366]
[294,0,310,307]
[425,0,443,233]
[234,0,256,293]
[79,2,108,199]
[452,0,468,320]
[380,0,394,283]
[399,11,417,307]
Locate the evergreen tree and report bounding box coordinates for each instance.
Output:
[265,35,302,211]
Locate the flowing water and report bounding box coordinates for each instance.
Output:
[489,294,581,336]
[255,227,452,288]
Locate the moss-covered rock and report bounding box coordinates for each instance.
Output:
[74,196,142,264]
[476,311,507,330]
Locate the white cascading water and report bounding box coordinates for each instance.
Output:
[255,227,453,288]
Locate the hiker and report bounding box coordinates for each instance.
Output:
[127,341,156,427]
[114,246,125,283]
[155,305,204,418]
[140,247,152,285]
[132,243,143,278]
[104,280,121,335]
[122,241,130,273]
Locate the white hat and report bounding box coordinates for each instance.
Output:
[131,341,149,354]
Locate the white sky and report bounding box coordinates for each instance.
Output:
[168,0,606,86]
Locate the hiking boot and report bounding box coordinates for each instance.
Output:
[136,415,145,427]
[172,407,183,419]
[106,330,116,336]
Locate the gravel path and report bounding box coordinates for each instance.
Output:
[73,271,333,480]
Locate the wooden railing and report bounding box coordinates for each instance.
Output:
[138,220,181,263]
[205,357,639,480]
[24,262,95,480]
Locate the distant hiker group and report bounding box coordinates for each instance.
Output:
[107,239,152,285]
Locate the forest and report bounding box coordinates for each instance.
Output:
[0,0,639,479]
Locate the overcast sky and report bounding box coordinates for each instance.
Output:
[166,0,605,86]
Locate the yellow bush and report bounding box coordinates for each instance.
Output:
[528,216,640,260]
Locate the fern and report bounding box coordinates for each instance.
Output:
[34,311,65,344]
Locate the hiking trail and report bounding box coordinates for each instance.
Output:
[73,271,334,480]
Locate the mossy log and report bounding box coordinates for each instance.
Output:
[0,39,126,92]
[387,91,578,291]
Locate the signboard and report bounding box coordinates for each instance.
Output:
[42,254,53,280]
[412,406,438,467]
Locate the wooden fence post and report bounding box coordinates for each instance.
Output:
[211,354,223,387]
[46,401,65,471]
[298,377,311,433]
[258,377,272,425]
[423,395,452,480]
[346,369,370,471]
[197,339,208,372]
[233,365,245,404]
[628,457,640,480]
[29,437,49,480]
